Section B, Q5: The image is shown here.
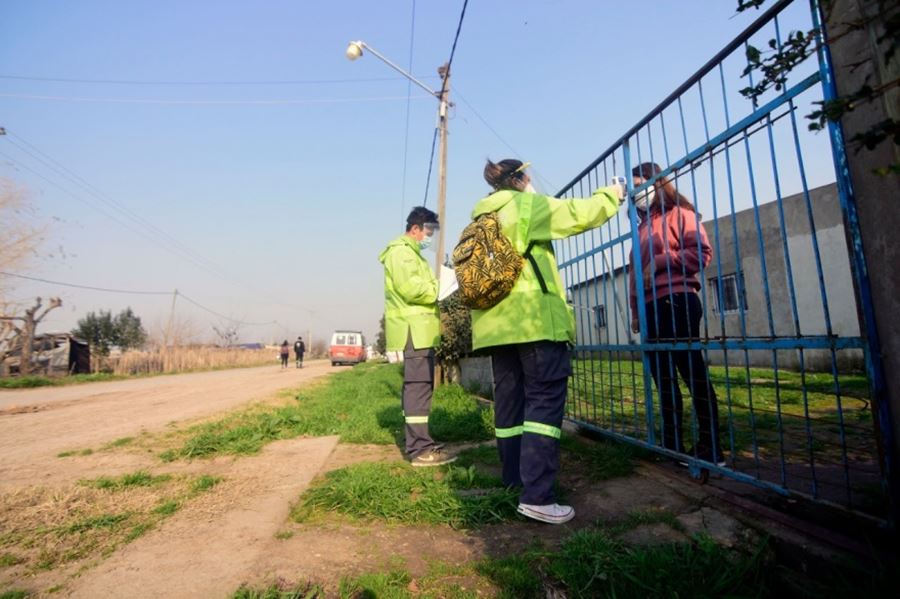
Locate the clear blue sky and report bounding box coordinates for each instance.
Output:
[0,0,827,346]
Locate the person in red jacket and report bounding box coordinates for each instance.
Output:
[628,162,723,465]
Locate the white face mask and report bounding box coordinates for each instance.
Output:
[524,182,536,194]
[634,186,656,212]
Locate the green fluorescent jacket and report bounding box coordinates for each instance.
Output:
[470,187,621,350]
[379,234,441,351]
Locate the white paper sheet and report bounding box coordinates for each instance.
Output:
[438,264,459,301]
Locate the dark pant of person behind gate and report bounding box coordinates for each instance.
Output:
[402,334,437,457]
[645,291,721,459]
[491,341,570,506]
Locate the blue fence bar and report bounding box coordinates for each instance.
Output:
[555,0,889,519]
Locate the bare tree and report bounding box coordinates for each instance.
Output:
[0,297,63,375]
[0,179,44,293]
[212,322,241,347]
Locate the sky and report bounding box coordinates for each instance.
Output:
[0,0,831,347]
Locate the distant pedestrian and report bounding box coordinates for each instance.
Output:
[294,336,306,368]
[279,340,290,368]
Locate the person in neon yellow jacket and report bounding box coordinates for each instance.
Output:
[471,159,625,524]
[379,206,456,468]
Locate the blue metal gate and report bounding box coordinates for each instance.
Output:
[555,0,892,519]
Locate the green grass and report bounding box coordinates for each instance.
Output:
[124,522,154,542]
[0,590,29,599]
[560,434,639,480]
[567,358,875,464]
[65,513,130,534]
[0,553,22,567]
[0,373,126,389]
[106,437,134,448]
[80,470,172,490]
[618,507,686,534]
[474,555,542,599]
[56,448,93,458]
[152,501,180,516]
[190,474,223,492]
[292,458,517,530]
[167,363,494,460]
[231,581,323,599]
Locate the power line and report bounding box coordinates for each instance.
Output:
[0,149,231,282]
[423,0,470,207]
[0,271,170,295]
[0,271,274,326]
[452,88,557,192]
[399,0,417,221]
[176,292,275,327]
[0,74,437,86]
[4,132,227,280]
[0,92,433,105]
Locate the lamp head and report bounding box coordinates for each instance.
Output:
[345,41,364,61]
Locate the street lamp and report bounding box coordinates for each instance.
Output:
[345,40,451,277]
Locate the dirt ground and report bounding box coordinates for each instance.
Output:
[0,360,333,490]
[0,362,753,598]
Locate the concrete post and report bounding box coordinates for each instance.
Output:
[824,0,900,523]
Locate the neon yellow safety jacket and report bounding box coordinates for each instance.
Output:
[379,234,441,351]
[470,187,621,350]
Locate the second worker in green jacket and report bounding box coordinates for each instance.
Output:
[471,159,625,524]
[379,206,456,468]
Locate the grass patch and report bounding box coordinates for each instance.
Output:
[474,555,542,599]
[191,474,223,493]
[338,568,411,597]
[0,373,126,389]
[65,513,130,534]
[560,434,637,480]
[0,590,29,599]
[57,448,93,458]
[231,581,323,599]
[620,507,686,533]
[292,461,516,529]
[0,471,223,572]
[167,363,493,460]
[274,530,294,540]
[80,470,172,490]
[152,501,180,516]
[106,437,134,448]
[0,553,22,567]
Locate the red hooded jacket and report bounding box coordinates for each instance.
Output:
[628,204,713,315]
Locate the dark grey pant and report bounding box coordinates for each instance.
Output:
[403,334,436,457]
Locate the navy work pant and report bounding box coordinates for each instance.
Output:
[491,341,571,506]
[402,334,436,457]
[645,292,721,456]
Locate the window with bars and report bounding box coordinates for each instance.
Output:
[710,272,748,314]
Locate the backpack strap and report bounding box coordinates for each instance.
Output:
[524,241,549,294]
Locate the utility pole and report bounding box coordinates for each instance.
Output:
[434,63,450,277]
[163,289,178,349]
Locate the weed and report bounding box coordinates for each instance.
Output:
[152,501,180,516]
[231,581,324,599]
[59,448,94,457]
[293,461,517,529]
[0,590,29,599]
[474,555,542,599]
[560,434,636,480]
[337,568,411,598]
[65,513,130,534]
[274,530,294,540]
[107,437,134,448]
[0,553,22,567]
[81,471,171,490]
[125,522,154,542]
[190,475,223,493]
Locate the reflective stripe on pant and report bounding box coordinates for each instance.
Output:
[491,341,570,505]
[403,334,436,457]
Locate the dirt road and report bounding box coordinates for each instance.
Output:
[0,361,334,489]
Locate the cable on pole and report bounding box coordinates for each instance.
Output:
[422,0,470,207]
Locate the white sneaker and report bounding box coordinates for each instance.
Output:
[517,502,575,524]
